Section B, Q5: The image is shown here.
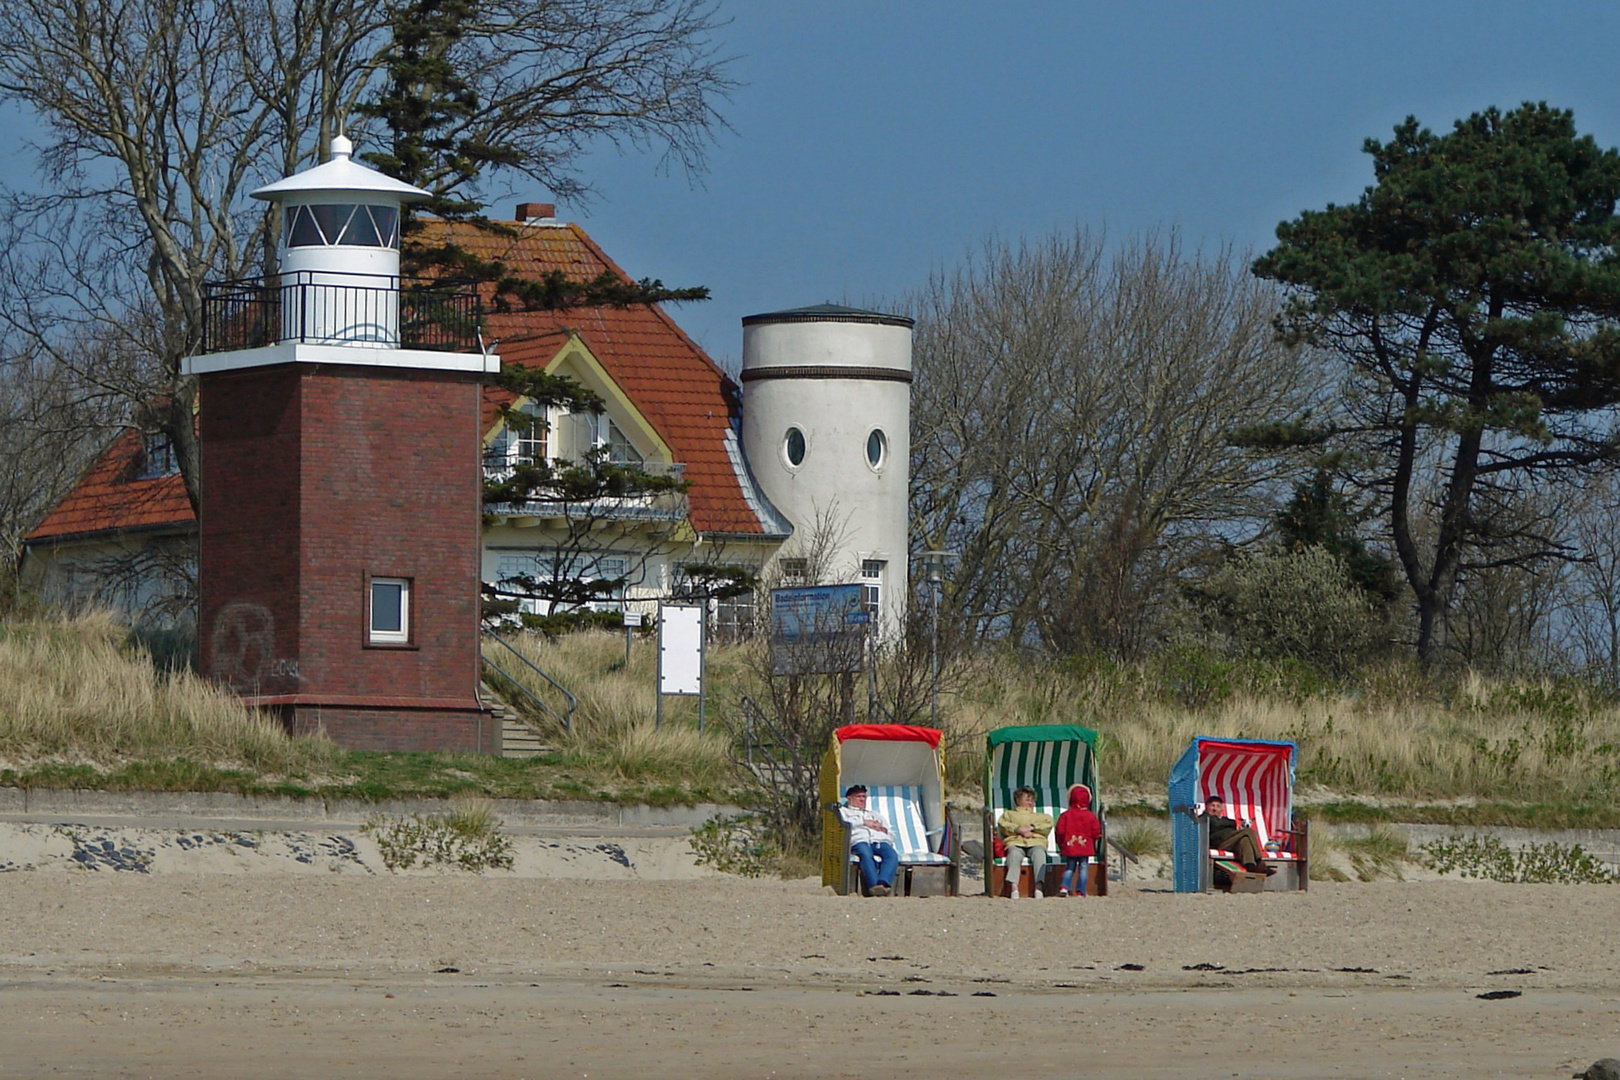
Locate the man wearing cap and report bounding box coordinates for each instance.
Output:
[1202,796,1275,875]
[838,785,900,896]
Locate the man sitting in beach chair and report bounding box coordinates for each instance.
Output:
[837,785,900,897]
[1202,796,1275,876]
[821,725,958,897]
[1170,736,1308,892]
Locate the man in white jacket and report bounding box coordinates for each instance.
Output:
[838,785,899,896]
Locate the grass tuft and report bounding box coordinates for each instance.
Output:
[1110,818,1169,859]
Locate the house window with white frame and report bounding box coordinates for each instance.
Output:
[368,576,411,644]
[778,557,809,586]
[861,559,885,622]
[604,418,644,465]
[493,551,629,615]
[487,404,546,480]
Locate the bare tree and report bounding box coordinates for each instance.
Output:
[0,346,113,601]
[0,0,733,516]
[1557,473,1620,688]
[910,230,1321,658]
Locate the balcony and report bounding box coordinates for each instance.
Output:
[203,270,482,354]
[484,460,688,524]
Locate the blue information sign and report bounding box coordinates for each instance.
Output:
[770,584,868,675]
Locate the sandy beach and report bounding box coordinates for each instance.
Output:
[0,817,1617,1079]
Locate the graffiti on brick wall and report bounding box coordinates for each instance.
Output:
[210,602,299,690]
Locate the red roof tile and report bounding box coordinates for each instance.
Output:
[29,219,771,544]
[27,430,193,541]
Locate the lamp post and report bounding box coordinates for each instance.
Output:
[921,550,953,729]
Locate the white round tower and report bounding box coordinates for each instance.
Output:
[251,135,431,346]
[740,303,913,640]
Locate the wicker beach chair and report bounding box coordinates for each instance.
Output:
[1169,736,1309,893]
[820,724,959,896]
[983,724,1107,898]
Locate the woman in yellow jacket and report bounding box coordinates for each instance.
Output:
[997,786,1053,897]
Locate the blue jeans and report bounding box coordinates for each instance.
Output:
[851,841,899,892]
[1062,856,1090,895]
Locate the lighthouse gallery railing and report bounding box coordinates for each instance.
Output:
[203,270,482,354]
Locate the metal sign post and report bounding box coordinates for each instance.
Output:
[656,603,705,731]
[622,610,643,669]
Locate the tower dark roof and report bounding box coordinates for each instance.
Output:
[742,303,913,328]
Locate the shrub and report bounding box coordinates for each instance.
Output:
[1110,817,1168,859]
[688,814,779,878]
[1345,823,1408,881]
[1195,547,1376,675]
[363,797,515,872]
[1419,834,1619,884]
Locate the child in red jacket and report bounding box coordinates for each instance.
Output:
[1056,784,1102,896]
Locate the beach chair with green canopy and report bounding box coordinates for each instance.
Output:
[983,724,1106,897]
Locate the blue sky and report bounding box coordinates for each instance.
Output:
[6,3,1620,374]
[556,2,1620,371]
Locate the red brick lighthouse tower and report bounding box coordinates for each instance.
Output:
[184,136,499,751]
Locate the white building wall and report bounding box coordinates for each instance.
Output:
[740,311,912,639]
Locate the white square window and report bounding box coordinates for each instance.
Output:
[860,560,885,620]
[369,577,410,643]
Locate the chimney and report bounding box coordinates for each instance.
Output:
[515,202,556,222]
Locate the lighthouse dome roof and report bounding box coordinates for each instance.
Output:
[252,135,431,203]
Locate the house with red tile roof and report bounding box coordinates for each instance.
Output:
[21,206,791,625]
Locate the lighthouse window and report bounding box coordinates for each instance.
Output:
[784,426,806,467]
[340,206,382,246]
[866,429,887,469]
[285,205,324,247]
[283,204,401,249]
[310,205,349,244]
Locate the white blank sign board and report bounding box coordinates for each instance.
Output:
[658,604,704,695]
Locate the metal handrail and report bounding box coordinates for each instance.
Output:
[738,694,779,768]
[202,271,482,353]
[480,627,577,735]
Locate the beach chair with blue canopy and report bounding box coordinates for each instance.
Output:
[984,724,1107,897]
[1169,736,1308,893]
[820,724,959,897]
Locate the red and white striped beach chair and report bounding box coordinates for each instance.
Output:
[1170,737,1308,892]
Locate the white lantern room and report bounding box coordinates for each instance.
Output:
[183,135,498,377]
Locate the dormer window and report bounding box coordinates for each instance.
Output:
[604,418,643,466]
[283,203,400,249]
[137,431,179,480]
[486,404,547,478]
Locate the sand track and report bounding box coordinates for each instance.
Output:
[1,872,1617,1077]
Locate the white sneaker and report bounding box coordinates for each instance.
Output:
[1034,888,1045,899]
[1008,885,1020,899]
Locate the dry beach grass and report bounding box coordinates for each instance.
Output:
[0,612,338,773]
[504,629,1620,813]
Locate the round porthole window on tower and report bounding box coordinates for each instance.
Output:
[784,426,807,467]
[866,428,887,470]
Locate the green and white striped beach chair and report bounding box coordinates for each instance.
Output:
[983,724,1105,897]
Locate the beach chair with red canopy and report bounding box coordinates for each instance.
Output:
[820,724,959,896]
[1170,736,1308,892]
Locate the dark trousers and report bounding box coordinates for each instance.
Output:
[1213,826,1264,866]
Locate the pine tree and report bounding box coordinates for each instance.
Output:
[1251,103,1620,663]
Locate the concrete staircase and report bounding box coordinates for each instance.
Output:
[481,681,555,758]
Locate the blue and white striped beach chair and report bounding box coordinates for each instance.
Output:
[819,724,959,896]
